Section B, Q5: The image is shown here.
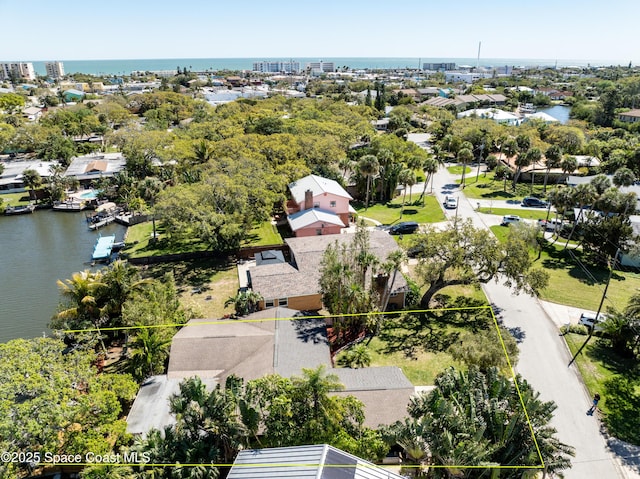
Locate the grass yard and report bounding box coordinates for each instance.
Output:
[142,258,239,319]
[564,333,640,442]
[123,221,208,258]
[0,191,34,209]
[460,174,549,201]
[354,336,462,385]
[355,193,445,225]
[479,207,551,221]
[447,165,471,175]
[241,221,283,246]
[490,225,640,310]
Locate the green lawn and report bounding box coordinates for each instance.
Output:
[351,336,462,385]
[459,174,549,201]
[355,193,445,225]
[447,165,471,175]
[479,207,550,221]
[0,191,34,209]
[241,221,283,246]
[123,221,208,258]
[490,225,640,310]
[564,334,639,431]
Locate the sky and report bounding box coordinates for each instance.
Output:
[1,0,639,64]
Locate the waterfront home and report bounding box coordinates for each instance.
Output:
[286,174,354,237]
[457,108,520,126]
[63,153,126,187]
[0,160,59,192]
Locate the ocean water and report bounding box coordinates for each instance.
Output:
[26,57,609,77]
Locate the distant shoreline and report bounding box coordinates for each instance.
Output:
[6,56,633,77]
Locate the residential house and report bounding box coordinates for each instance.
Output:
[22,106,42,121]
[227,444,406,479]
[248,230,409,311]
[128,307,415,435]
[618,109,640,123]
[457,108,520,126]
[0,160,59,192]
[63,153,126,187]
[286,174,354,237]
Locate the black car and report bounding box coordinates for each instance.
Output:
[389,221,419,235]
[522,197,548,208]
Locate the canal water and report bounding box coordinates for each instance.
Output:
[0,209,126,343]
[538,105,571,124]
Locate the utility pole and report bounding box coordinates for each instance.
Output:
[569,248,619,366]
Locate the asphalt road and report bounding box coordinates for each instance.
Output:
[428,164,625,478]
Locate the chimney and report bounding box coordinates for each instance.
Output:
[304,189,313,210]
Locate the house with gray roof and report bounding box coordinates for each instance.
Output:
[248,230,408,311]
[227,444,405,479]
[64,152,126,186]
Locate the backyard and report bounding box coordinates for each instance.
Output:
[459,173,550,201]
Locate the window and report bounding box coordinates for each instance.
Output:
[313,202,320,208]
[330,200,336,208]
[278,298,288,306]
[316,229,323,235]
[265,299,275,308]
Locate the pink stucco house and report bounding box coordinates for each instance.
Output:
[286,174,355,237]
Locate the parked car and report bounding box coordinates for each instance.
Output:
[501,215,521,226]
[578,312,606,330]
[389,221,419,235]
[538,218,562,231]
[522,196,548,208]
[444,196,458,209]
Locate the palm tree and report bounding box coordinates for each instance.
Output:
[398,168,416,218]
[21,168,42,203]
[543,145,562,192]
[129,329,172,380]
[419,156,439,202]
[193,139,215,164]
[559,156,578,184]
[376,148,393,201]
[527,147,543,194]
[457,147,473,188]
[564,182,597,249]
[512,149,532,191]
[358,154,379,210]
[53,270,107,329]
[590,174,612,195]
[224,290,263,316]
[612,167,636,187]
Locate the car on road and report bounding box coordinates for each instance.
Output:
[389,221,419,235]
[444,196,458,209]
[501,215,521,226]
[578,311,606,330]
[522,196,548,208]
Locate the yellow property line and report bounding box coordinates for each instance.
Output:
[62,305,545,471]
[64,306,490,333]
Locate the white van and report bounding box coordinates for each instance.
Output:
[501,215,520,226]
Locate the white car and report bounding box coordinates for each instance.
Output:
[578,312,606,330]
[501,215,520,226]
[444,196,458,209]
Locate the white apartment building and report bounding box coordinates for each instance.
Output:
[307,61,335,73]
[0,62,36,81]
[252,60,300,74]
[45,61,65,79]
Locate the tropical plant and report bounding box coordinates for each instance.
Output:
[543,145,562,192]
[224,290,263,316]
[358,154,380,210]
[128,328,172,380]
[398,168,416,218]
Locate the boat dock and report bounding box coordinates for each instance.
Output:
[92,235,116,262]
[4,204,36,215]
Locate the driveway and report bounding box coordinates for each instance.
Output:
[426,163,631,478]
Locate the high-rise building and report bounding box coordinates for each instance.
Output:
[252,60,300,74]
[0,62,36,81]
[422,62,456,71]
[307,61,335,73]
[45,61,65,79]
